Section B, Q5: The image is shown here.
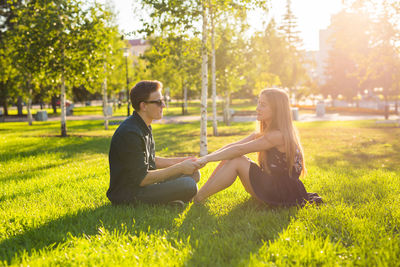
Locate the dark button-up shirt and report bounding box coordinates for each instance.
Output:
[107,111,156,204]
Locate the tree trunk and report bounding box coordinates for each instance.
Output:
[51,95,57,114]
[17,96,23,116]
[113,93,117,112]
[1,93,9,115]
[60,70,67,137]
[223,93,231,126]
[103,62,109,130]
[27,76,33,125]
[384,94,389,120]
[125,53,130,117]
[211,8,218,136]
[183,84,188,115]
[181,80,187,115]
[200,1,208,157]
[27,95,33,125]
[3,103,8,116]
[396,84,399,114]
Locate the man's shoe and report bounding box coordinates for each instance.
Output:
[168,200,185,208]
[192,170,201,183]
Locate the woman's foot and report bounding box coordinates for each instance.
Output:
[192,193,205,204]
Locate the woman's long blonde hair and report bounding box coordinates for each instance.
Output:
[257,88,306,177]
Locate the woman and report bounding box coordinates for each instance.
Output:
[194,88,321,206]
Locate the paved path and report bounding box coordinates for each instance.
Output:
[3,113,399,123]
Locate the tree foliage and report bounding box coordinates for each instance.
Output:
[1,0,127,132]
[323,0,400,112]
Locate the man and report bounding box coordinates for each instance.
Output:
[107,80,200,205]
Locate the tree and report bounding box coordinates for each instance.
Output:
[139,0,268,155]
[279,0,302,48]
[247,19,285,94]
[0,41,20,116]
[323,0,400,119]
[215,24,248,125]
[200,1,208,156]
[41,0,116,136]
[278,0,308,103]
[80,3,125,130]
[0,0,23,116]
[210,3,217,135]
[322,11,370,104]
[357,0,400,118]
[139,35,201,113]
[208,0,266,132]
[9,1,55,125]
[3,0,126,130]
[138,0,209,155]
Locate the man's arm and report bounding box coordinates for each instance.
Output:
[155,156,194,169]
[139,158,199,186]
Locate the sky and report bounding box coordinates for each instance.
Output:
[102,0,344,51]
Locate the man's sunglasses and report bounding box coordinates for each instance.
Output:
[143,99,165,106]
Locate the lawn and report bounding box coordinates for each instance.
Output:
[0,119,399,266]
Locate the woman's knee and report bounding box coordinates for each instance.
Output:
[228,156,250,167]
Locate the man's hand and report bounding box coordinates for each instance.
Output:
[196,156,208,169]
[178,158,200,175]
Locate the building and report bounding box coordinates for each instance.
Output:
[128,39,150,57]
[315,27,333,86]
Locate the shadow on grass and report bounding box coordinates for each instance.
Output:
[0,199,297,265]
[313,143,400,173]
[0,203,179,264]
[0,169,96,202]
[0,136,110,164]
[176,199,296,266]
[0,160,74,185]
[310,125,400,173]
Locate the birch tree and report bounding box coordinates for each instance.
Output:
[139,0,209,155]
[210,5,217,136]
[200,1,208,156]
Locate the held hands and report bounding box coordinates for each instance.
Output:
[178,156,208,176]
[179,158,201,175]
[196,156,208,169]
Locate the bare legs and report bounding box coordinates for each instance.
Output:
[194,156,259,203]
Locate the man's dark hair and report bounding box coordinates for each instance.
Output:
[130,80,163,111]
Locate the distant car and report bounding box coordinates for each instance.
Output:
[56,100,72,107]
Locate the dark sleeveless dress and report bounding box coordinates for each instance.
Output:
[249,147,322,206]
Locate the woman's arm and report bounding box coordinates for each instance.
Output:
[199,131,283,164]
[213,132,257,153]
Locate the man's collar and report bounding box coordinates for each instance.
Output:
[132,111,152,134]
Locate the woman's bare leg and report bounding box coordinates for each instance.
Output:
[205,160,227,181]
[194,156,258,203]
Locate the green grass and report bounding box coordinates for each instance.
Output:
[0,119,399,266]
